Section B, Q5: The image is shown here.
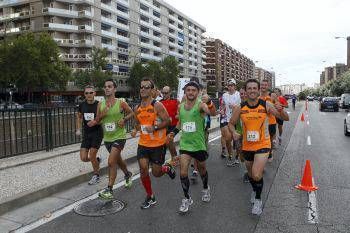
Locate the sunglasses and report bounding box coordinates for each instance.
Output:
[161,92,169,95]
[140,86,151,89]
[104,85,114,89]
[85,92,94,94]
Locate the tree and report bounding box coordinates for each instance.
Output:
[0,33,72,100]
[145,60,164,88]
[73,47,112,90]
[161,56,179,91]
[129,61,146,97]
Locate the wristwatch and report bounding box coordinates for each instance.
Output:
[154,125,158,130]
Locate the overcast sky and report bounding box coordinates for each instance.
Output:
[165,0,349,87]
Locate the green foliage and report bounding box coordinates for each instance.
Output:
[72,47,112,90]
[128,56,180,97]
[0,33,71,91]
[311,70,350,97]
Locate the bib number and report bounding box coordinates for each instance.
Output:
[182,122,196,132]
[247,131,259,142]
[84,113,94,121]
[140,125,151,134]
[105,123,116,132]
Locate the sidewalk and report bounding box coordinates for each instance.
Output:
[0,117,220,216]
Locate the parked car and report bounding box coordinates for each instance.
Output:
[319,97,339,112]
[307,96,314,101]
[345,113,350,136]
[339,93,350,109]
[23,103,39,110]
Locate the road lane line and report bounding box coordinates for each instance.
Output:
[307,136,311,145]
[14,135,222,233]
[307,191,318,224]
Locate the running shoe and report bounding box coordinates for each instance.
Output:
[99,188,114,200]
[234,157,240,164]
[252,199,263,215]
[88,174,100,185]
[179,197,193,213]
[268,153,273,162]
[278,136,282,145]
[250,191,256,204]
[243,172,250,183]
[164,163,176,179]
[220,151,226,159]
[202,186,211,202]
[190,170,198,181]
[140,195,157,209]
[226,157,235,166]
[124,171,133,188]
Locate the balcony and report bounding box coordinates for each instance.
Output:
[106,58,130,66]
[0,0,28,7]
[78,24,93,32]
[78,10,93,18]
[116,22,129,30]
[139,0,160,12]
[100,2,118,14]
[0,11,30,21]
[56,0,94,4]
[59,53,92,61]
[168,23,177,31]
[169,50,183,58]
[141,52,161,61]
[102,43,116,51]
[101,30,116,38]
[42,7,78,18]
[43,22,79,31]
[116,0,129,7]
[140,31,161,42]
[118,10,129,19]
[101,16,117,26]
[115,72,129,77]
[54,38,94,47]
[140,42,162,52]
[117,34,129,43]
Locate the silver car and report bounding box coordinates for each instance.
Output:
[345,113,350,136]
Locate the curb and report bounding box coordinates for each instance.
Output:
[0,126,220,216]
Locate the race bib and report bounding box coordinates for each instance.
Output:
[182,122,196,132]
[105,122,116,132]
[84,113,94,121]
[140,125,151,134]
[247,131,259,142]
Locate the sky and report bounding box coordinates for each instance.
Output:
[164,0,350,87]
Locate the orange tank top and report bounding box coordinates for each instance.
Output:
[260,95,276,125]
[241,99,271,151]
[136,100,166,147]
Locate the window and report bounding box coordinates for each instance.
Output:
[178,16,183,22]
[169,19,175,25]
[119,66,129,73]
[178,32,184,40]
[178,24,183,30]
[153,1,160,8]
[154,51,161,56]
[117,4,128,13]
[153,30,161,37]
[117,28,128,37]
[153,10,160,18]
[153,41,160,47]
[118,54,128,60]
[140,36,149,43]
[169,37,175,43]
[169,28,175,34]
[178,49,183,54]
[140,25,149,33]
[140,15,149,23]
[178,40,184,46]
[140,47,150,53]
[118,41,128,49]
[153,20,160,27]
[117,16,128,25]
[140,3,149,12]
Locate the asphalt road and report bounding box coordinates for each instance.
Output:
[27,101,350,233]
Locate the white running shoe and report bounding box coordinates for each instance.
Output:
[88,174,100,185]
[250,191,256,204]
[252,199,263,215]
[202,186,211,202]
[179,197,193,213]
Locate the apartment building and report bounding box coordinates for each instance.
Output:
[0,0,206,93]
[203,38,254,93]
[278,83,306,95]
[254,67,273,88]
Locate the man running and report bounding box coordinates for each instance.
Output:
[292,94,297,110]
[168,81,217,213]
[76,85,103,185]
[260,79,277,161]
[91,79,134,199]
[218,91,227,158]
[160,86,179,165]
[274,88,288,145]
[229,79,289,215]
[132,78,176,209]
[221,79,241,166]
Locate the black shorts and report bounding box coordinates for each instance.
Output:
[166,125,177,135]
[269,124,277,136]
[276,118,284,125]
[81,130,103,150]
[105,139,126,153]
[137,144,166,165]
[179,150,209,162]
[220,122,228,128]
[242,148,270,161]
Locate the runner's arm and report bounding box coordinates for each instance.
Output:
[154,102,170,130]
[120,101,134,122]
[76,111,82,131]
[228,105,241,126]
[132,105,141,131]
[267,101,289,121]
[200,95,217,116]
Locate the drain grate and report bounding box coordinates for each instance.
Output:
[74,198,125,217]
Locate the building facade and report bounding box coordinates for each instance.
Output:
[203,38,254,93]
[322,63,347,85]
[254,67,273,88]
[0,0,206,93]
[278,83,306,95]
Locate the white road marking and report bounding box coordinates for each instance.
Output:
[307,191,318,224]
[307,136,311,145]
[307,120,310,125]
[14,135,222,233]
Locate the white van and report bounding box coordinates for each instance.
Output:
[340,93,350,109]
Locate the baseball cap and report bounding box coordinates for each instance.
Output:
[227,79,236,85]
[183,81,200,90]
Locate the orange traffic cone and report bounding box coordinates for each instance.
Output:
[295,160,318,192]
[300,113,305,122]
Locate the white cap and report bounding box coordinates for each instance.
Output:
[227,79,236,85]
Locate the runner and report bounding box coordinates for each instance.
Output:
[229,79,289,215]
[131,78,176,209]
[91,79,134,199]
[292,94,297,110]
[274,88,288,145]
[221,79,241,166]
[168,81,217,213]
[160,86,179,165]
[219,91,227,158]
[76,85,103,185]
[259,79,277,161]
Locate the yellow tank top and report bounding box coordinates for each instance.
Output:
[241,99,271,151]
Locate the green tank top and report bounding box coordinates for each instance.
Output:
[179,101,206,151]
[100,99,126,142]
[236,120,243,135]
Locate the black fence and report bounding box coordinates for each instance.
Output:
[0,99,219,159]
